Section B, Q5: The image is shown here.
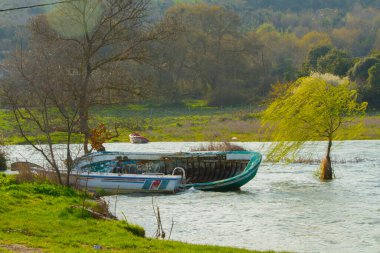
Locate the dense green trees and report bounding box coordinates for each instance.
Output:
[349,55,380,108]
[158,4,248,104]
[151,1,380,106]
[302,46,354,77]
[317,50,353,77]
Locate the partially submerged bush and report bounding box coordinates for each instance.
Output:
[0,136,6,171]
[191,142,246,152]
[0,152,6,171]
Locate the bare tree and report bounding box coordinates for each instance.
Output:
[1,40,81,185]
[28,0,175,153]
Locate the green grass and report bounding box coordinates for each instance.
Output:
[0,174,280,253]
[1,103,380,144]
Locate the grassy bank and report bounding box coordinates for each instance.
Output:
[1,103,380,144]
[0,174,280,253]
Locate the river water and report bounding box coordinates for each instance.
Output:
[7,141,380,253]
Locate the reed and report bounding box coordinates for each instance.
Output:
[11,163,61,184]
[275,155,367,164]
[191,142,247,152]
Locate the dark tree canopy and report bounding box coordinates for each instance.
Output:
[317,50,353,77]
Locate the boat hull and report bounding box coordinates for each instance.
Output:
[73,150,262,193]
[73,173,182,194]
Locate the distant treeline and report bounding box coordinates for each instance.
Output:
[157,0,380,11]
[0,0,379,108]
[146,1,380,108]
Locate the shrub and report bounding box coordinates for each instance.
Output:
[120,221,145,237]
[33,183,64,196]
[33,183,77,197]
[126,224,145,237]
[0,134,6,171]
[207,87,249,107]
[12,162,63,184]
[0,174,16,187]
[0,151,6,171]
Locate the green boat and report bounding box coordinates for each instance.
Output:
[73,150,262,192]
[186,151,262,191]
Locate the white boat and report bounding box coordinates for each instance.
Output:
[72,150,262,194]
[128,133,149,144]
[72,172,183,194]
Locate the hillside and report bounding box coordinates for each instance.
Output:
[0,0,379,108]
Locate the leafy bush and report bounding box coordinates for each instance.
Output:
[0,161,5,170]
[0,151,6,171]
[33,183,77,197]
[33,184,64,196]
[120,221,145,238]
[0,174,16,187]
[207,87,249,107]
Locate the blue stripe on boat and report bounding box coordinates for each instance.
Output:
[142,180,152,189]
[79,175,179,181]
[100,180,143,184]
[158,180,169,190]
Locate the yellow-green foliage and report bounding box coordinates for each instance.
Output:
[262,77,367,161]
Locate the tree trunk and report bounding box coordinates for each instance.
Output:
[79,73,91,154]
[320,139,333,180]
[79,105,90,154]
[65,131,73,187]
[80,61,93,154]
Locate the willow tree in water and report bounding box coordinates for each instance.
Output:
[262,76,367,180]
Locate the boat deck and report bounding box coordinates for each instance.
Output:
[162,157,249,183]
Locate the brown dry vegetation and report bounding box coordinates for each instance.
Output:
[0,244,42,253]
[190,142,246,152]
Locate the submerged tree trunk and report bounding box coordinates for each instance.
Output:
[320,138,333,180]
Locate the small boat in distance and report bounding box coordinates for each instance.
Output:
[72,151,262,194]
[129,133,149,144]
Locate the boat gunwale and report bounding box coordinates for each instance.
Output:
[75,172,182,180]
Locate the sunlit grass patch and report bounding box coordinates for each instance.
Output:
[183,99,205,108]
[1,104,379,144]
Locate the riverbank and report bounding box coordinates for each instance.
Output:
[1,104,380,144]
[0,174,281,253]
